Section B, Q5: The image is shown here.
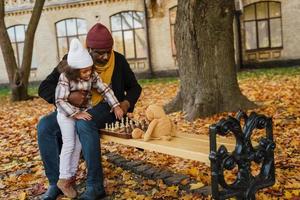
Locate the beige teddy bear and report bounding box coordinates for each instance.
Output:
[132,104,176,141]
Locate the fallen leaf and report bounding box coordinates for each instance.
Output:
[190,182,204,190]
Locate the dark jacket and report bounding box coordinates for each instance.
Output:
[38,51,142,112]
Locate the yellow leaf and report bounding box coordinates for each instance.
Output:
[186,167,199,177]
[284,191,293,199]
[292,189,300,196]
[165,185,179,198]
[190,182,204,190]
[18,192,26,200]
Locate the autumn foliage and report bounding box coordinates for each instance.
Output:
[0,68,299,199]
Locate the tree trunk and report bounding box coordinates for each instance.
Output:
[0,0,45,101]
[165,0,256,121]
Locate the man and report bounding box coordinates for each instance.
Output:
[37,23,142,200]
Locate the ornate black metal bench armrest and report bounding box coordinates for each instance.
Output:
[209,111,276,200]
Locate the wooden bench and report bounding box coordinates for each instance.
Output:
[101,132,236,165]
[101,111,274,199]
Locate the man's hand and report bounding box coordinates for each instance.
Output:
[73,111,92,121]
[113,106,124,120]
[68,90,88,107]
[119,100,130,115]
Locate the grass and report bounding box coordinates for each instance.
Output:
[238,66,300,79]
[0,85,38,98]
[138,77,178,86]
[0,66,299,98]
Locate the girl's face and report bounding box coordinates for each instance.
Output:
[79,66,92,81]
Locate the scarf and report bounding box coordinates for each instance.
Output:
[91,50,115,106]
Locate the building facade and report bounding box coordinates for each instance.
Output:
[0,0,299,84]
[240,0,300,68]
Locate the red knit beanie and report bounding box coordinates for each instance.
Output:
[86,23,113,49]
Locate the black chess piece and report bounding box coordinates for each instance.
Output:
[124,126,129,134]
[141,119,147,131]
[136,121,142,129]
[127,125,133,133]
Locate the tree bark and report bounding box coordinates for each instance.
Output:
[165,0,256,121]
[0,0,45,101]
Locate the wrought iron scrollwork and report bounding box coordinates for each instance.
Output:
[209,111,275,200]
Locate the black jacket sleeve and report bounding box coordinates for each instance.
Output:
[122,57,142,112]
[38,55,67,104]
[38,67,60,105]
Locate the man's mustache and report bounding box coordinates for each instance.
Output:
[95,58,108,64]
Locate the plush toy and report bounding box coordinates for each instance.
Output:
[132,104,176,141]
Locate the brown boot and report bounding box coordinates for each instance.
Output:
[57,179,77,198]
[69,176,76,187]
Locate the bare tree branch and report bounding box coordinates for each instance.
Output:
[0,0,45,101]
[0,1,18,84]
[21,0,46,86]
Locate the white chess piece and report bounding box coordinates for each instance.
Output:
[116,121,120,130]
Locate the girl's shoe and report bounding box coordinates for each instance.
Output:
[69,176,76,187]
[57,179,77,198]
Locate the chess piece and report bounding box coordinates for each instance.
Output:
[115,121,120,131]
[111,123,115,131]
[141,119,146,131]
[120,122,124,129]
[127,125,133,134]
[105,123,108,130]
[124,126,129,134]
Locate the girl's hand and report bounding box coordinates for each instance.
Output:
[73,111,92,121]
[113,106,124,120]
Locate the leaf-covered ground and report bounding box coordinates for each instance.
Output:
[0,68,300,199]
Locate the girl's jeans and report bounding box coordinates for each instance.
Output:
[37,102,115,189]
[57,112,81,179]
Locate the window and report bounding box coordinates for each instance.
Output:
[169,6,177,56]
[110,11,147,60]
[55,18,87,60]
[7,25,27,67]
[244,2,282,51]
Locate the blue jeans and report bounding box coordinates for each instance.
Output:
[37,102,115,188]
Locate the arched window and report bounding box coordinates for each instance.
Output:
[169,6,177,56]
[244,1,282,51]
[110,11,147,60]
[55,18,87,60]
[7,24,27,67]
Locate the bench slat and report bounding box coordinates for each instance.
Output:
[101,133,236,165]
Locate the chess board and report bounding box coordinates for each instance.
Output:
[100,128,132,139]
[100,118,148,139]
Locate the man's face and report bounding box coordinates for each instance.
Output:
[89,48,112,66]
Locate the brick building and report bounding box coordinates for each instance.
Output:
[0,0,299,83]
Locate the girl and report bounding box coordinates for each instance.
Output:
[55,38,123,198]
